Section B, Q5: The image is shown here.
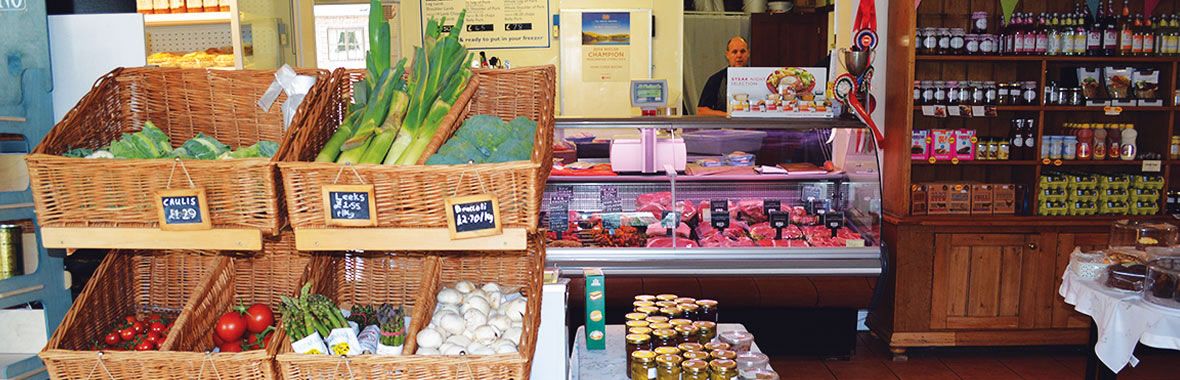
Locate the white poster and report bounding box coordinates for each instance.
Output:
[559,8,652,116]
[726,67,834,118]
[419,0,551,49]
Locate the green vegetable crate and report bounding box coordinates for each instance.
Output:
[26,67,330,250]
[40,233,313,380]
[277,66,555,246]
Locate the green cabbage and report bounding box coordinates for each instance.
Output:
[108,121,173,159]
[220,141,279,159]
[425,115,536,165]
[173,133,230,160]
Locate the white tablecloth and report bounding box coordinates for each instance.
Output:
[1059,268,1180,372]
[570,323,768,380]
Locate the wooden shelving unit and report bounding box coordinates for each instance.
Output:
[876,0,1180,360]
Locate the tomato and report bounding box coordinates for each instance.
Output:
[243,304,275,334]
[147,313,162,322]
[215,312,246,342]
[104,332,121,346]
[218,341,243,353]
[146,332,163,345]
[125,315,139,324]
[119,328,136,341]
[149,321,167,335]
[132,321,146,334]
[212,332,225,346]
[135,341,155,351]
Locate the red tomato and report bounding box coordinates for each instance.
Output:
[104,332,121,346]
[132,321,146,334]
[135,341,155,351]
[215,312,246,342]
[146,332,163,345]
[125,315,138,324]
[218,341,243,353]
[212,331,225,346]
[149,321,167,335]
[119,328,136,341]
[243,304,275,334]
[148,313,162,322]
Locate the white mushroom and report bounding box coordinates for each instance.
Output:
[432,309,460,326]
[462,296,491,316]
[504,327,523,345]
[417,347,441,355]
[468,344,495,356]
[454,280,476,294]
[485,290,503,309]
[488,314,512,333]
[503,298,526,322]
[439,312,467,336]
[445,334,472,348]
[463,309,488,327]
[492,340,518,354]
[416,328,443,348]
[474,325,499,344]
[464,289,489,304]
[441,343,467,356]
[437,288,462,305]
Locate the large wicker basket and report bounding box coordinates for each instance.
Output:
[277,66,555,232]
[274,234,545,380]
[27,67,329,239]
[40,250,223,379]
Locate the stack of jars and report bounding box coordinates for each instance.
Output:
[625,294,778,379]
[915,80,1038,106]
[917,12,999,55]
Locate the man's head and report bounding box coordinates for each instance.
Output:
[725,36,749,67]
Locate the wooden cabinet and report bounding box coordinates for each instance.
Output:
[1051,233,1108,328]
[749,12,829,67]
[930,233,1056,330]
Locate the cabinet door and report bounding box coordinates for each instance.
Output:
[931,233,1054,330]
[1052,233,1106,328]
[750,13,828,67]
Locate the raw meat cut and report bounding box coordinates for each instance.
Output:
[646,222,692,238]
[646,237,699,248]
[635,192,698,222]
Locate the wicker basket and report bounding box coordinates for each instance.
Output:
[277,66,555,232]
[274,234,545,380]
[40,250,223,379]
[27,67,330,238]
[158,234,311,380]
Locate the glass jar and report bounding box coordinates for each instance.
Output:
[675,297,697,305]
[932,81,947,104]
[996,83,1011,105]
[695,300,718,322]
[645,316,669,324]
[627,312,650,322]
[678,303,701,320]
[719,330,755,353]
[676,324,700,344]
[937,28,952,54]
[629,327,653,336]
[921,28,938,54]
[626,335,653,374]
[946,81,961,105]
[1022,81,1038,104]
[631,350,657,380]
[998,140,1010,160]
[980,34,997,54]
[1170,136,1180,160]
[634,301,656,310]
[966,34,981,54]
[627,320,651,330]
[694,321,717,344]
[1069,88,1084,105]
[678,342,704,353]
[655,346,682,357]
[983,81,997,104]
[976,139,990,160]
[710,349,738,361]
[651,322,674,331]
[661,307,685,320]
[736,352,771,379]
[635,295,657,303]
[682,359,710,380]
[653,329,679,348]
[1009,82,1024,104]
[950,28,966,53]
[637,307,660,316]
[656,294,679,302]
[703,342,731,352]
[1045,81,1059,104]
[970,81,986,104]
[971,11,989,34]
[710,359,739,380]
[684,350,711,362]
[670,319,694,328]
[656,354,683,380]
[920,81,935,104]
[655,301,679,310]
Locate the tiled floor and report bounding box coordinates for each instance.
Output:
[768,333,1180,380]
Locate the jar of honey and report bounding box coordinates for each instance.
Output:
[630,350,657,380]
[652,329,679,348]
[696,299,719,322]
[682,359,710,380]
[694,321,718,344]
[626,334,653,373]
[655,354,683,380]
[709,359,738,380]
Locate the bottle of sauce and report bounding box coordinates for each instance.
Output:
[1094,125,1108,160]
[1107,124,1122,159]
[1077,124,1093,159]
[1170,136,1180,160]
[1121,124,1137,160]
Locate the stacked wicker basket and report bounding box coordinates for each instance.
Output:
[33,64,554,380]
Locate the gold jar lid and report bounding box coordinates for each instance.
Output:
[696,299,719,308]
[659,307,682,316]
[633,301,656,309]
[683,350,710,361]
[632,350,657,362]
[682,359,709,373]
[626,333,652,344]
[703,342,731,352]
[626,320,650,329]
[669,319,693,327]
[655,301,679,309]
[656,294,679,302]
[635,295,657,302]
[625,312,649,321]
[710,349,737,361]
[678,343,704,352]
[654,346,681,356]
[678,303,700,313]
[692,321,717,330]
[656,354,683,367]
[675,325,699,336]
[710,359,737,373]
[653,329,678,339]
[646,316,670,324]
[650,322,674,330]
[629,327,653,335]
[637,307,660,315]
[675,297,697,304]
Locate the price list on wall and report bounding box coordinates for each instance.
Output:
[420,0,551,49]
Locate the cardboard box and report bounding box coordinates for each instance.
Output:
[911,184,928,215]
[912,130,929,160]
[954,129,976,161]
[584,268,606,350]
[948,183,972,214]
[931,130,954,161]
[927,183,951,215]
[971,184,994,214]
[993,184,1017,214]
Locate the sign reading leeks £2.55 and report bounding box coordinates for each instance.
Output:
[156,188,211,231]
[322,184,378,227]
[446,194,502,240]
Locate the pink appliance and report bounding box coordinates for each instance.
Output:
[609,128,687,173]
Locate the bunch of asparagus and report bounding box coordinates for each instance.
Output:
[377,304,406,347]
[280,283,349,342]
[314,0,474,165]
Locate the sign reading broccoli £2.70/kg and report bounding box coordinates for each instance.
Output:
[445,194,502,240]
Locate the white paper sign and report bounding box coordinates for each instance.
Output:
[292,332,330,355]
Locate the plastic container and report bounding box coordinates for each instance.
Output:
[719,330,755,353]
[1110,220,1179,251]
[735,352,770,379]
[1071,248,1108,280]
[682,129,768,155]
[1146,257,1180,309]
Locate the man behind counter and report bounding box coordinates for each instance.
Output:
[697,36,749,116]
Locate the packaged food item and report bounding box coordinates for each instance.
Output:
[911,184,928,215]
[971,184,993,214]
[1077,68,1104,99]
[911,130,929,160]
[927,183,951,215]
[993,184,1016,214]
[954,129,976,161]
[585,269,606,350]
[947,183,971,215]
[1133,69,1162,106]
[1104,67,1133,101]
[1106,263,1147,291]
[931,130,954,161]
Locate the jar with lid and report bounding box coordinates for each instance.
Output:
[670,318,694,328]
[946,81,961,105]
[629,327,653,336]
[986,139,999,160]
[627,320,651,330]
[675,297,697,305]
[920,81,935,105]
[921,28,938,55]
[635,295,657,303]
[645,315,669,324]
[655,346,681,357]
[976,139,990,160]
[983,81,998,104]
[710,359,739,380]
[1169,136,1180,160]
[1022,81,1038,105]
[1077,125,1093,160]
[631,350,658,380]
[679,342,704,352]
[950,28,966,53]
[682,359,710,380]
[678,303,700,320]
[980,34,997,54]
[637,306,660,316]
[933,81,947,104]
[627,334,653,375]
[719,330,756,353]
[695,300,719,322]
[963,81,979,105]
[998,140,1011,160]
[996,83,1011,105]
[1045,81,1059,104]
[656,354,683,380]
[703,342,731,352]
[710,349,738,361]
[634,301,655,310]
[656,294,679,302]
[1048,136,1064,160]
[684,350,711,361]
[966,34,981,54]
[1121,125,1137,161]
[676,324,700,344]
[626,312,649,322]
[655,301,679,309]
[1063,136,1078,160]
[1094,127,1108,160]
[1068,88,1084,105]
[1055,86,1070,105]
[660,307,684,319]
[1010,82,1026,104]
[651,322,674,331]
[971,11,989,34]
[653,329,679,348]
[736,352,771,379]
[693,321,718,344]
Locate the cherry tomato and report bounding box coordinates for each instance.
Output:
[135,341,155,351]
[146,332,163,345]
[120,328,136,341]
[125,316,139,324]
[104,332,121,346]
[132,321,146,334]
[218,341,243,353]
[215,311,246,342]
[212,332,226,346]
[243,304,275,334]
[149,321,167,335]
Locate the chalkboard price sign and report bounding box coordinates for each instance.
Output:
[322,185,377,227]
[769,210,789,240]
[446,194,503,239]
[763,199,781,217]
[824,211,846,237]
[710,200,730,229]
[549,203,569,232]
[600,186,622,213]
[155,188,211,231]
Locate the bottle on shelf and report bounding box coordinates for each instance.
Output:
[1121,124,1137,160]
[1103,0,1119,56]
[1170,136,1180,160]
[1048,13,1062,55]
[1094,125,1108,160]
[1143,16,1156,56]
[1108,124,1122,160]
[1088,5,1104,55]
[1077,124,1093,160]
[1011,119,1025,160]
[1035,14,1049,55]
[1061,13,1076,56]
[1119,1,1133,56]
[1132,14,1145,56]
[1073,13,1088,55]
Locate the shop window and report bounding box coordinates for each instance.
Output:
[328,27,366,62]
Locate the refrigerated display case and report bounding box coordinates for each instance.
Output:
[542,117,883,276]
